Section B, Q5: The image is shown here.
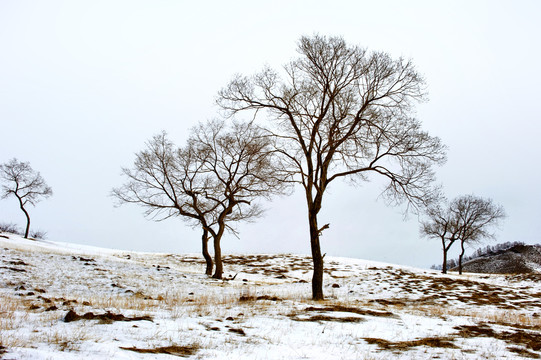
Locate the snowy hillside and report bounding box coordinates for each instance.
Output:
[457,244,541,274]
[0,233,540,359]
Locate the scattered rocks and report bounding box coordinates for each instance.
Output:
[37,296,52,304]
[8,260,28,266]
[153,264,170,271]
[228,328,246,336]
[238,294,281,302]
[63,310,153,323]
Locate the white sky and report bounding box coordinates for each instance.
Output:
[1,0,540,268]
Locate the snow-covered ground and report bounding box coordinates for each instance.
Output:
[0,233,540,359]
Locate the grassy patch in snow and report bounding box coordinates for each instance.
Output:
[363,336,458,351]
[120,344,199,357]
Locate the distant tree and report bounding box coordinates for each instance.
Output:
[218,35,446,299]
[0,159,52,239]
[430,241,524,271]
[452,195,505,274]
[421,195,505,274]
[420,201,460,274]
[113,119,287,278]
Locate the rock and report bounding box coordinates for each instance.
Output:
[64,309,80,322]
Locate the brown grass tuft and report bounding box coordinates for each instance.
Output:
[363,336,457,351]
[455,324,541,351]
[120,344,198,357]
[304,305,397,318]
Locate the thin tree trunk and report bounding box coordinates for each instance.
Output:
[201,229,213,276]
[17,196,30,239]
[458,240,465,275]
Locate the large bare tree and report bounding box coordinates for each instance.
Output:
[0,158,53,238]
[113,119,286,278]
[218,35,446,299]
[421,195,505,274]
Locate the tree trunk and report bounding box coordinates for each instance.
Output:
[458,241,465,275]
[212,235,223,279]
[201,229,213,276]
[309,209,324,300]
[441,237,448,274]
[17,196,30,239]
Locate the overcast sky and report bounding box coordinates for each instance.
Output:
[1,1,540,269]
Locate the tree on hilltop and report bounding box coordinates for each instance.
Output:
[421,194,505,274]
[0,158,52,239]
[452,195,505,274]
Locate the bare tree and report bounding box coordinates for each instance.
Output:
[420,201,460,274]
[452,195,505,274]
[218,35,446,299]
[113,119,287,278]
[112,132,216,274]
[421,195,505,274]
[0,158,53,238]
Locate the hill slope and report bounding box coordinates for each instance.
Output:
[457,244,541,274]
[1,233,540,359]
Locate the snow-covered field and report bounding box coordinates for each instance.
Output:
[0,234,540,359]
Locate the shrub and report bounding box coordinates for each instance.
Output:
[29,230,47,240]
[0,222,22,235]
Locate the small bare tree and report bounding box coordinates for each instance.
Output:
[420,201,460,274]
[421,195,505,274]
[0,158,53,238]
[113,119,287,278]
[452,195,505,274]
[218,35,446,299]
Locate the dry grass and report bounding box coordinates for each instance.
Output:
[455,324,541,353]
[76,293,162,312]
[303,304,397,318]
[43,326,93,352]
[406,304,541,329]
[120,344,199,357]
[0,294,26,330]
[363,336,458,351]
[0,294,31,348]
